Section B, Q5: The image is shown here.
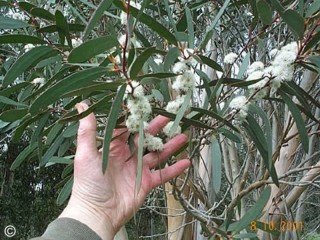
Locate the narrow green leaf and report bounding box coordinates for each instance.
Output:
[196,55,223,72]
[0,109,28,122]
[56,176,73,205]
[0,95,28,107]
[38,24,85,33]
[29,67,108,114]
[3,46,58,87]
[237,52,250,78]
[0,16,30,29]
[185,7,194,49]
[169,90,192,137]
[257,0,273,25]
[10,142,38,170]
[114,1,177,45]
[304,31,320,52]
[68,36,118,63]
[217,128,241,143]
[47,156,73,165]
[306,1,320,17]
[130,47,158,78]
[31,7,55,21]
[136,119,145,192]
[282,9,305,39]
[136,72,177,81]
[164,47,181,71]
[0,34,46,44]
[41,133,65,166]
[31,112,50,143]
[55,10,71,46]
[309,55,320,73]
[199,0,231,48]
[191,107,239,133]
[243,115,279,186]
[231,186,271,233]
[63,123,79,138]
[233,233,258,239]
[47,123,64,145]
[102,84,126,172]
[249,104,272,169]
[279,91,309,152]
[84,0,114,37]
[211,136,222,194]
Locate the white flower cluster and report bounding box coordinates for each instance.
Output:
[31,77,45,86]
[246,42,298,97]
[229,95,249,120]
[24,44,35,52]
[124,81,164,151]
[224,52,238,64]
[72,38,83,48]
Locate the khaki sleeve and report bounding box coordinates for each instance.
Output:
[30,218,102,240]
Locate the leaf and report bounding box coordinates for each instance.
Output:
[0,34,46,44]
[191,107,239,132]
[84,0,114,37]
[40,133,65,166]
[55,10,71,46]
[306,1,320,17]
[304,31,320,53]
[0,95,28,107]
[217,128,241,143]
[279,91,309,152]
[130,47,158,79]
[164,47,181,71]
[47,157,73,165]
[185,7,194,49]
[199,0,231,48]
[63,123,79,138]
[102,84,126,172]
[257,0,273,25]
[169,90,192,137]
[282,9,305,40]
[29,67,108,114]
[114,1,177,45]
[68,36,118,63]
[237,52,250,78]
[38,24,85,33]
[0,16,30,29]
[10,142,38,170]
[136,119,145,192]
[211,136,222,194]
[196,55,223,72]
[136,72,177,81]
[233,233,258,239]
[56,176,73,205]
[231,186,271,233]
[31,7,55,21]
[243,115,279,186]
[0,109,28,122]
[3,46,59,87]
[248,104,272,169]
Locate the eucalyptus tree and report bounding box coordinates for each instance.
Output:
[0,0,319,239]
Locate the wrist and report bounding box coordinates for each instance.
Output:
[59,197,116,240]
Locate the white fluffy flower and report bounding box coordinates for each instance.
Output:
[224,52,238,64]
[165,95,186,114]
[126,115,149,133]
[24,44,35,52]
[172,70,196,92]
[72,38,83,48]
[229,96,248,110]
[246,70,264,81]
[229,96,249,120]
[281,42,298,53]
[32,77,45,85]
[144,133,164,151]
[127,96,152,119]
[163,121,181,138]
[125,81,144,99]
[247,61,264,75]
[172,62,188,73]
[269,49,279,58]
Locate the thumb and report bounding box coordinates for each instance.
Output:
[75,103,98,159]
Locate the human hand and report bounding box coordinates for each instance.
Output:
[59,102,190,240]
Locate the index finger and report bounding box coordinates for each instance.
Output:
[146,115,170,136]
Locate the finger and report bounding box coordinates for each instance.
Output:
[144,134,188,169]
[146,115,170,135]
[150,159,190,189]
[75,103,98,159]
[112,127,130,142]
